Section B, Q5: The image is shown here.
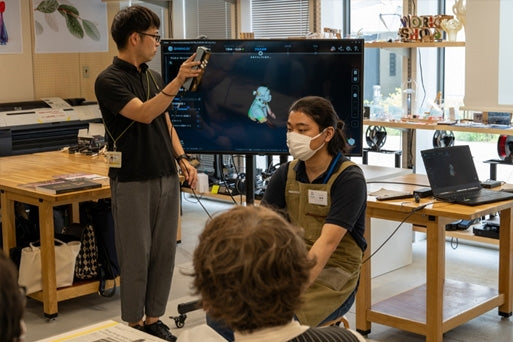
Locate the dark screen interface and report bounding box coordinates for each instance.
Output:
[161,39,364,155]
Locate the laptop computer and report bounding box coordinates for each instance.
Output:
[421,145,513,206]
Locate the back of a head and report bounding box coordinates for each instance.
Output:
[0,253,24,342]
[193,205,314,333]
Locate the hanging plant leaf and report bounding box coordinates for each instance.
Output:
[57,4,79,18]
[65,14,84,39]
[35,0,59,14]
[82,19,100,41]
[44,12,59,32]
[34,20,44,35]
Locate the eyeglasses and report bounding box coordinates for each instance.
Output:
[137,32,161,43]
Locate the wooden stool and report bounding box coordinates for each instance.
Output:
[320,315,350,329]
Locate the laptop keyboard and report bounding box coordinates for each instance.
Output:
[442,189,481,202]
[440,188,513,204]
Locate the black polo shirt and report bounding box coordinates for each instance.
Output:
[262,156,367,251]
[95,57,177,182]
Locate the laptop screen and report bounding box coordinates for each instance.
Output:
[421,145,481,195]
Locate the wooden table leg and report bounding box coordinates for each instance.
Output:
[425,215,445,342]
[356,214,372,335]
[0,191,16,254]
[39,201,59,318]
[71,202,80,223]
[498,208,513,317]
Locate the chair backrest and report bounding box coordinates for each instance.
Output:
[320,315,350,329]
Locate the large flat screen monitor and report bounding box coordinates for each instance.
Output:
[161,39,364,155]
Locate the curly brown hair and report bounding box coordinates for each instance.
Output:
[192,205,315,333]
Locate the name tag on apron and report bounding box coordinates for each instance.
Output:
[308,189,328,206]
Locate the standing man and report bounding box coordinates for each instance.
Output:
[95,5,199,341]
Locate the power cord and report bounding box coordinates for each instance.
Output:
[217,156,239,205]
[450,237,459,249]
[362,201,434,265]
[229,154,246,204]
[186,187,212,219]
[417,49,427,113]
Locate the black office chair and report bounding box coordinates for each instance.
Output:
[170,299,201,328]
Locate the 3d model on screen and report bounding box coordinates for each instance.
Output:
[248,86,276,123]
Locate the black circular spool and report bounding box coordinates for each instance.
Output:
[365,126,387,151]
[432,130,455,148]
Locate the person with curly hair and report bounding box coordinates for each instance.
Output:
[178,205,364,341]
[0,253,26,342]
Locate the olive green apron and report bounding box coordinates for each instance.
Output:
[285,159,363,327]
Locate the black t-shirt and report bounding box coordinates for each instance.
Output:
[262,156,367,251]
[95,57,176,182]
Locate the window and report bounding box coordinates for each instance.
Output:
[443,1,465,118]
[250,0,310,38]
[350,0,404,121]
[173,0,233,39]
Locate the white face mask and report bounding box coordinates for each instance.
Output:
[286,130,325,161]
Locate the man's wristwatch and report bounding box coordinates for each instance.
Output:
[176,154,190,162]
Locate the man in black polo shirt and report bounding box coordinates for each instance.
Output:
[95,5,200,341]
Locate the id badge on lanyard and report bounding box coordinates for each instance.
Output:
[105,151,122,168]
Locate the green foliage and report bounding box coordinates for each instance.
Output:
[64,13,84,39]
[454,132,499,142]
[82,19,101,41]
[35,0,100,41]
[36,0,58,13]
[364,87,403,115]
[59,4,83,39]
[381,87,403,110]
[58,4,79,17]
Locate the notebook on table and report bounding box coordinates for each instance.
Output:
[421,145,513,206]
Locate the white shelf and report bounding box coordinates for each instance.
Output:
[364,41,465,48]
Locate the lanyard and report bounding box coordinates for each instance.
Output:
[322,152,342,184]
[104,69,160,151]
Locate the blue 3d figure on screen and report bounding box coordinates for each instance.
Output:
[248,86,276,123]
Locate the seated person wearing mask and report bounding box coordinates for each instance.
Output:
[262,96,367,327]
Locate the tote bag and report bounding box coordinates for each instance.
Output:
[74,224,99,280]
[62,223,99,280]
[18,239,81,294]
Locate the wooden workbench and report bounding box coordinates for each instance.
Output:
[0,151,181,317]
[358,173,513,341]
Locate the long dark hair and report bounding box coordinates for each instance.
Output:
[289,96,352,155]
